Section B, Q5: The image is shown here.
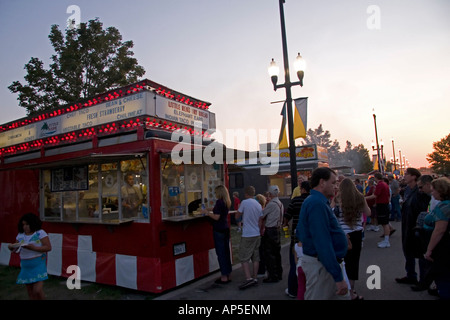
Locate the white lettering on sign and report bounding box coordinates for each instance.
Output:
[173,242,186,256]
[0,91,216,149]
[0,92,144,147]
[156,97,209,129]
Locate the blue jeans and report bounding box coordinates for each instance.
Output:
[436,276,450,300]
[405,255,428,282]
[390,194,401,220]
[213,230,232,276]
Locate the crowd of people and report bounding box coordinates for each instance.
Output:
[6,167,449,301]
[218,167,450,300]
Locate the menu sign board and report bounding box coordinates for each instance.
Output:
[0,91,215,149]
[61,92,147,134]
[51,165,88,192]
[155,98,210,129]
[0,92,147,149]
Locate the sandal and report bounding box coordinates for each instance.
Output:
[351,291,364,300]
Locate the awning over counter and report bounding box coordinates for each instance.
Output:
[16,152,146,170]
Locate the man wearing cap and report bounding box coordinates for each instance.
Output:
[261,185,284,283]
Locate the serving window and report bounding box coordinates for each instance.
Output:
[268,169,312,198]
[41,156,148,224]
[160,154,224,220]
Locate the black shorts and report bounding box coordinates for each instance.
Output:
[376,203,390,225]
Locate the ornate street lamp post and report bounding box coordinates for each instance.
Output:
[372,111,384,175]
[391,138,397,172]
[268,0,306,192]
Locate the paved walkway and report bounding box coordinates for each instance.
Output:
[155,221,438,300]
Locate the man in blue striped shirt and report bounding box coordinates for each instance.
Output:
[296,167,350,300]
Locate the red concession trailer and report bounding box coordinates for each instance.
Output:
[0,79,227,293]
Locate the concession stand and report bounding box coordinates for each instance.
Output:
[228,144,329,208]
[0,79,226,293]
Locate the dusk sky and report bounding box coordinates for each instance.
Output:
[1,0,449,168]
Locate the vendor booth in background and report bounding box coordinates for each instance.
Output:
[0,79,226,293]
[228,144,329,209]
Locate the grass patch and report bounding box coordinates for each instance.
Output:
[0,266,27,300]
[229,225,290,265]
[1,226,290,299]
[0,265,154,300]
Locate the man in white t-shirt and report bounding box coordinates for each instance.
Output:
[235,186,263,289]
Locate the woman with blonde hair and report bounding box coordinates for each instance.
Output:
[423,177,450,299]
[334,178,371,300]
[255,194,267,209]
[203,185,232,284]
